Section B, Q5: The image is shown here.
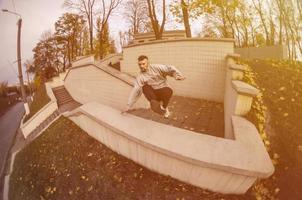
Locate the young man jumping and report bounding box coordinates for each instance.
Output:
[122,55,185,118]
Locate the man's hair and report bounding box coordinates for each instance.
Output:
[138,55,148,61]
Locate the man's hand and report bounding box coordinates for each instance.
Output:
[175,74,186,80]
[121,105,131,115]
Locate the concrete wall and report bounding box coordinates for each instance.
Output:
[65,102,274,194]
[64,64,149,111]
[21,82,58,138]
[121,38,234,102]
[95,53,123,66]
[235,45,288,60]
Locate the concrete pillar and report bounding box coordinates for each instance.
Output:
[224,55,259,139]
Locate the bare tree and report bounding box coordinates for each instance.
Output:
[124,0,150,35]
[97,0,122,59]
[146,0,166,39]
[252,0,271,45]
[63,0,96,53]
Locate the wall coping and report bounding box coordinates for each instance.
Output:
[96,53,123,63]
[226,53,241,60]
[232,80,259,97]
[74,54,95,62]
[66,102,274,178]
[20,100,56,128]
[21,83,58,128]
[125,38,235,48]
[64,62,135,87]
[134,30,186,39]
[229,63,247,71]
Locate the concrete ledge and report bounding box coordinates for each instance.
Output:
[20,83,58,138]
[65,62,135,86]
[232,80,259,97]
[65,102,274,194]
[72,55,94,67]
[226,53,241,60]
[229,63,247,72]
[20,101,57,138]
[96,53,123,65]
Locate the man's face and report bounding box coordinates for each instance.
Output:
[138,59,149,72]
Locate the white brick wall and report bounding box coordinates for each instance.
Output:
[121,40,234,102]
[64,65,149,110]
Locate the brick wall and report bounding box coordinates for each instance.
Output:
[121,39,234,102]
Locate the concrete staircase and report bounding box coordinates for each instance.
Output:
[52,86,82,113]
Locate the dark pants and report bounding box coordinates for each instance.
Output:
[142,85,173,109]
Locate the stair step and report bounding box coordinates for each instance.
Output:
[53,90,69,95]
[54,92,71,96]
[55,92,71,96]
[56,96,73,101]
[58,99,73,105]
[52,86,65,91]
[57,96,73,102]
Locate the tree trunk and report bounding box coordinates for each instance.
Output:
[181,0,191,38]
[252,0,270,45]
[67,39,71,67]
[147,0,165,40]
[99,29,103,59]
[278,15,283,45]
[90,14,93,53]
[63,54,66,72]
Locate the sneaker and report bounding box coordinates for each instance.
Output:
[161,105,170,118]
[150,100,165,115]
[164,108,170,118]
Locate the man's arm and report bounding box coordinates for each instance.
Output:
[122,78,143,113]
[156,64,185,80]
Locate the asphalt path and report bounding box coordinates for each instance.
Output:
[0,102,24,177]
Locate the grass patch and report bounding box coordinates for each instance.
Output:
[10,116,250,200]
[23,84,50,123]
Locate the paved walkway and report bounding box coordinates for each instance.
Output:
[0,102,24,177]
[0,102,24,200]
[130,96,224,137]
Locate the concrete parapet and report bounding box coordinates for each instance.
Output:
[20,83,58,138]
[224,56,259,139]
[72,55,95,67]
[65,102,274,194]
[64,61,148,110]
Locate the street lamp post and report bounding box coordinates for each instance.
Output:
[2,9,30,114]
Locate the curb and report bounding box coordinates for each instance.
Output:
[3,150,19,200]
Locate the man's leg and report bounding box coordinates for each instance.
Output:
[142,84,157,101]
[154,87,173,108]
[142,85,164,114]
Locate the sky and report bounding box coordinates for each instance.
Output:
[0,0,129,85]
[0,0,199,85]
[0,0,67,84]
